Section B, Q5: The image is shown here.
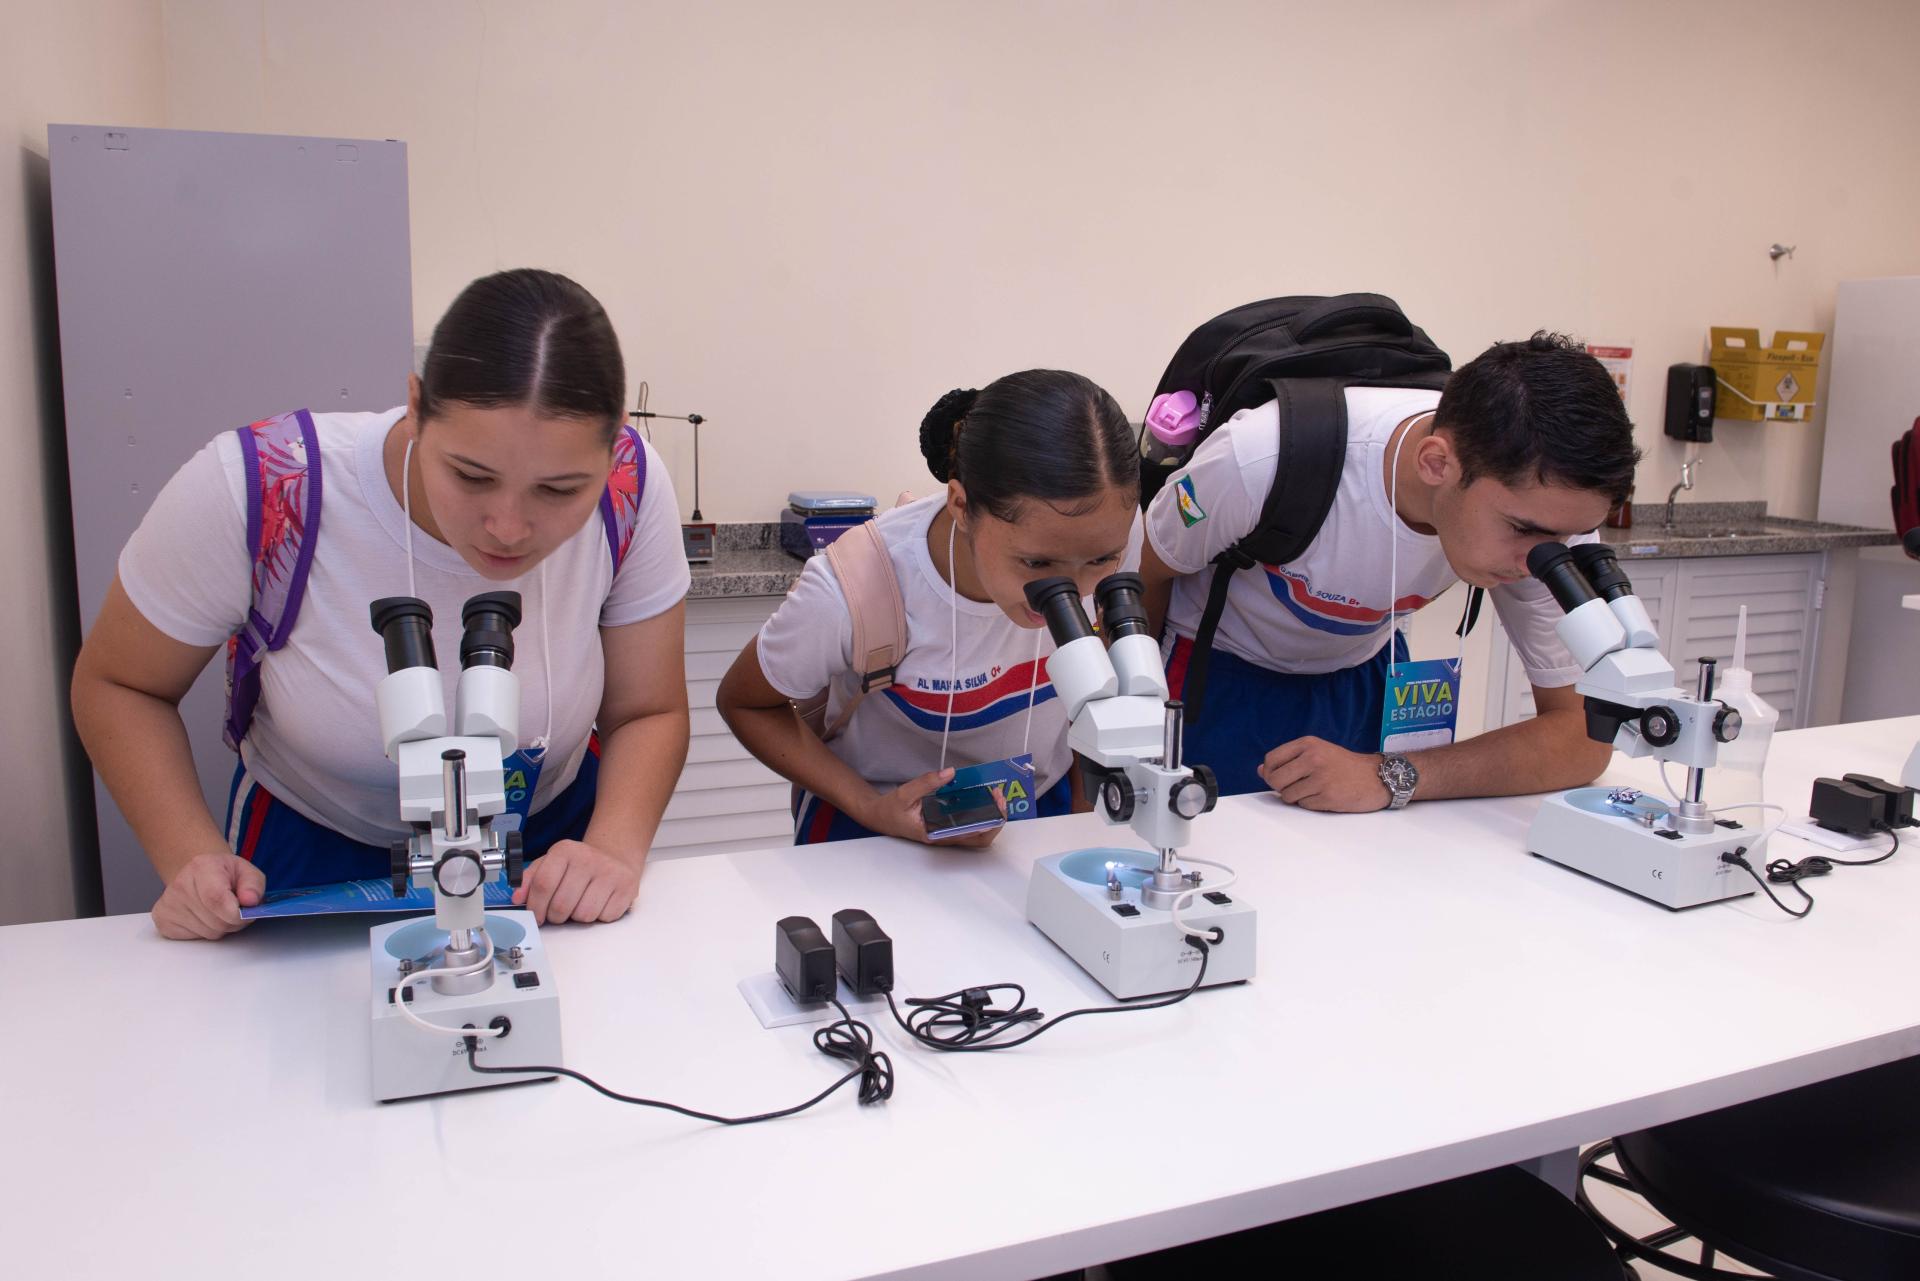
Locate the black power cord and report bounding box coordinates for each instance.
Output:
[885,935,1213,1052]
[1723,847,1815,918]
[1723,826,1903,920]
[1787,823,1902,870]
[461,997,892,1123]
[810,1003,895,1105]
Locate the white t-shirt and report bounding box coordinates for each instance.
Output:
[756,495,1143,799]
[1147,388,1582,685]
[119,407,690,846]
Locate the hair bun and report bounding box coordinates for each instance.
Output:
[919,387,979,482]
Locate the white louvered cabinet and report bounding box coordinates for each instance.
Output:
[650,596,794,860]
[1666,556,1824,730]
[1487,554,1823,732]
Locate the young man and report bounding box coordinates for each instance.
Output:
[1140,332,1640,811]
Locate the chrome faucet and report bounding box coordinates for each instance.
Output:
[1664,458,1701,530]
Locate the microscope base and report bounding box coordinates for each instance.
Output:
[369,909,563,1102]
[1528,790,1767,910]
[1027,849,1255,999]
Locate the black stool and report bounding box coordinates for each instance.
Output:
[1107,1163,1626,1279]
[1580,1054,1920,1280]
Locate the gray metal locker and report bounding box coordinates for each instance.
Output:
[50,124,412,914]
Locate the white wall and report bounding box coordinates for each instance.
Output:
[11,1,1920,919]
[157,0,1920,526]
[155,0,1920,746]
[1,0,165,925]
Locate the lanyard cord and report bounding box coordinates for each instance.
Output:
[1386,413,1464,675]
[402,433,553,758]
[402,437,419,601]
[1387,417,1410,677]
[1021,623,1041,758]
[938,513,1043,773]
[941,516,957,772]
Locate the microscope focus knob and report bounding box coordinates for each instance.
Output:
[389,840,411,899]
[1170,766,1219,820]
[434,850,485,898]
[1640,705,1681,748]
[1713,703,1743,744]
[1099,772,1136,823]
[1193,764,1220,813]
[505,831,525,889]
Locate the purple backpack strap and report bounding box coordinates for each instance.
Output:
[222,409,322,751]
[598,424,648,574]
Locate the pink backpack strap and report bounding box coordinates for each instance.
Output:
[598,424,648,573]
[222,409,322,751]
[795,521,907,741]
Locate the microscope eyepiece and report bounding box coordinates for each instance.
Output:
[1024,576,1095,645]
[460,591,523,670]
[1526,542,1599,615]
[1570,543,1634,602]
[1092,572,1150,641]
[370,597,437,674]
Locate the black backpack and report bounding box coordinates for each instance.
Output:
[1142,293,1462,717]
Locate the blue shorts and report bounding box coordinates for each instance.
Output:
[1165,633,1407,798]
[791,772,1075,845]
[224,746,601,889]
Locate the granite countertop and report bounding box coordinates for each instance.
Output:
[1602,501,1896,560]
[686,522,804,599]
[685,502,1899,598]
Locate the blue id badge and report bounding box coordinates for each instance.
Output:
[1380,659,1461,753]
[941,754,1041,819]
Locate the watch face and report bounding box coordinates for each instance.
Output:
[1383,757,1417,792]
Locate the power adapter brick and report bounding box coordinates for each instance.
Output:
[1810,777,1884,837]
[775,915,836,1004]
[832,909,894,996]
[1842,773,1915,828]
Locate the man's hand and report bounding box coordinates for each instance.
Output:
[1257,737,1392,813]
[152,852,265,940]
[855,769,1007,848]
[514,839,642,925]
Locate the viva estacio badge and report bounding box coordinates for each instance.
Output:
[1380,658,1461,753]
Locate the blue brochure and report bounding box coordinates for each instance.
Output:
[942,753,1041,820]
[240,876,516,920]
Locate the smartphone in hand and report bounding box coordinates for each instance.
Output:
[920,783,1006,841]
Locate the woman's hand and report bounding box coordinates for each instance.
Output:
[514,839,642,924]
[152,852,265,940]
[855,769,1008,848]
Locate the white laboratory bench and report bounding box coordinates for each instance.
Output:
[4,718,1916,1279]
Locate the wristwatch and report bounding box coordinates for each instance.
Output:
[1378,753,1419,810]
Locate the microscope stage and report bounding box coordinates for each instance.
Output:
[1026,849,1256,999]
[1528,789,1767,911]
[368,909,563,1102]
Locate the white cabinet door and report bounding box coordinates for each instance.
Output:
[1668,555,1823,731]
[1489,560,1677,727]
[1487,554,1822,732]
[651,596,794,860]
